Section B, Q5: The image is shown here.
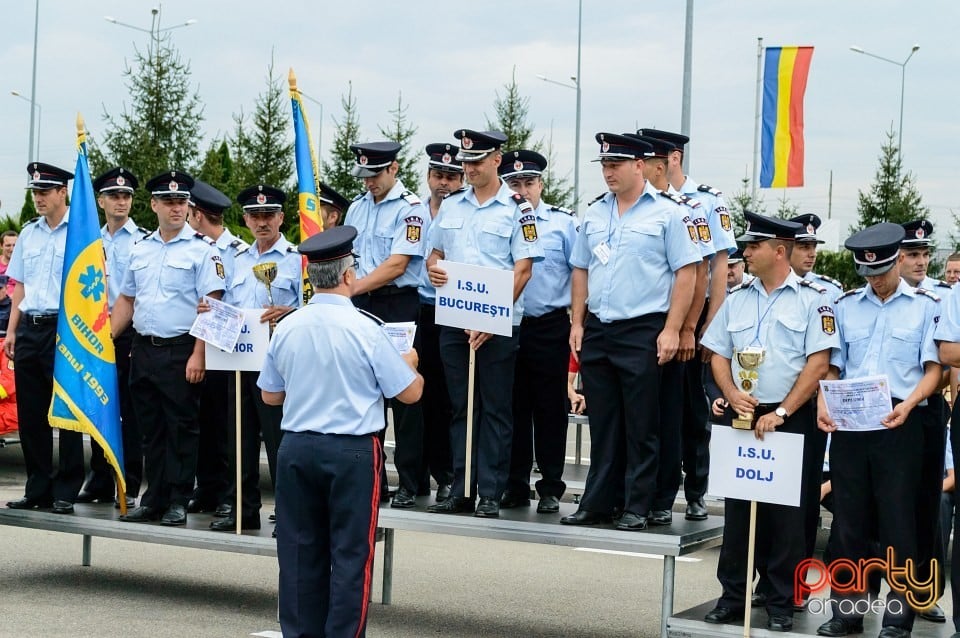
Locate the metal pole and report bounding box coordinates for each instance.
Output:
[750,37,763,204]
[318,103,323,163]
[35,103,42,161]
[680,0,694,173]
[898,65,906,158]
[28,0,39,162]
[574,0,582,212]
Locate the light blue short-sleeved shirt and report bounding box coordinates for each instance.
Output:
[522,201,578,318]
[701,271,840,403]
[258,293,416,435]
[570,182,702,322]
[7,210,70,314]
[418,208,442,305]
[918,275,952,302]
[679,177,737,255]
[101,218,148,311]
[831,279,940,403]
[347,179,428,289]
[120,224,226,337]
[213,227,249,287]
[667,186,715,259]
[227,235,303,308]
[432,180,545,324]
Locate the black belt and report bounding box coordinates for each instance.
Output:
[24,313,58,325]
[521,307,568,326]
[369,285,416,298]
[135,333,194,347]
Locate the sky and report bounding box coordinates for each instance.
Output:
[0,1,953,249]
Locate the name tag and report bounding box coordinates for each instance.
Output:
[593,241,611,265]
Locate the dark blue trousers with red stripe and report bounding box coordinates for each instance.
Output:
[276,431,383,638]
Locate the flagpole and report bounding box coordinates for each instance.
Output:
[751,37,763,204]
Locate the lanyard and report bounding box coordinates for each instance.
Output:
[753,286,787,347]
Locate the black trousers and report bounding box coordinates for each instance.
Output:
[579,312,664,515]
[416,303,452,490]
[129,336,202,509]
[507,308,570,499]
[192,369,231,507]
[440,325,519,499]
[681,341,711,501]
[653,358,684,510]
[716,402,815,617]
[950,413,960,632]
[82,327,143,498]
[828,405,922,630]
[353,287,423,495]
[276,431,382,638]
[14,319,83,502]
[918,394,948,598]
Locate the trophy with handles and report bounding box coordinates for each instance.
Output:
[732,347,765,429]
[251,262,278,307]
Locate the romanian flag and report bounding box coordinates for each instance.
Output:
[49,115,125,510]
[760,46,814,188]
[288,68,323,301]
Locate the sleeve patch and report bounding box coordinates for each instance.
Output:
[519,213,538,242]
[717,206,732,231]
[404,215,423,243]
[215,261,225,280]
[694,216,712,243]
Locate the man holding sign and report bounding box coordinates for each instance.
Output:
[426,128,543,519]
[815,223,941,638]
[700,212,837,632]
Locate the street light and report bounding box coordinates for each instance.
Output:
[11,91,41,162]
[849,44,920,156]
[300,91,324,163]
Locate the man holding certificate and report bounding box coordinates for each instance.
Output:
[815,223,942,638]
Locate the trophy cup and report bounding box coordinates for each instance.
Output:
[252,262,278,307]
[732,347,765,429]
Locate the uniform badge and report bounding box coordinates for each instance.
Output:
[514,160,524,172]
[442,152,452,164]
[404,215,423,243]
[686,222,697,243]
[818,306,836,335]
[359,154,368,166]
[257,193,267,205]
[215,261,225,280]
[461,136,473,150]
[519,214,538,242]
[169,180,179,191]
[32,170,40,181]
[601,141,610,153]
[695,218,712,243]
[864,251,877,262]
[807,223,816,235]
[915,227,925,239]
[717,206,732,231]
[116,175,126,187]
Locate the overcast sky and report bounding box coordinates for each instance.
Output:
[0,1,953,246]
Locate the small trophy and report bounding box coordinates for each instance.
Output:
[732,347,765,430]
[252,262,278,307]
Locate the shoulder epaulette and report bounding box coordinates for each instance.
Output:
[228,239,245,250]
[836,288,862,303]
[235,245,252,257]
[548,205,575,216]
[23,217,39,226]
[352,192,364,202]
[510,192,534,215]
[811,272,843,289]
[358,308,385,325]
[443,186,467,199]
[935,280,953,289]
[400,190,422,206]
[728,282,747,293]
[286,245,299,253]
[137,226,149,235]
[697,184,723,197]
[589,192,606,206]
[194,232,217,246]
[916,288,942,303]
[798,278,827,294]
[660,191,701,209]
[140,230,156,241]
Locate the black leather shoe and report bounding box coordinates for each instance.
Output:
[704,606,743,624]
[427,497,475,514]
[499,491,530,509]
[877,627,910,638]
[616,511,648,531]
[474,497,499,518]
[648,509,673,526]
[560,509,610,526]
[816,617,864,636]
[160,504,187,526]
[122,505,162,522]
[752,591,769,606]
[391,487,416,509]
[115,495,138,510]
[52,500,75,514]
[685,498,708,521]
[767,614,793,632]
[268,512,276,522]
[213,503,232,518]
[435,484,452,502]
[210,516,261,531]
[920,603,946,623]
[537,495,560,513]
[75,489,113,504]
[6,496,52,510]
[187,498,218,514]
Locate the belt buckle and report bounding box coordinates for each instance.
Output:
[31,314,44,325]
[149,335,162,347]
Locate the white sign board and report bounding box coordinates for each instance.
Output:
[708,426,804,506]
[205,308,270,371]
[434,260,514,337]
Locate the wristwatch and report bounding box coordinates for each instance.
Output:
[774,406,788,419]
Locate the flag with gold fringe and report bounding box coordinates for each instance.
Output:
[288,68,324,301]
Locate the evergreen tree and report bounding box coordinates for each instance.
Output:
[811,249,862,291]
[854,129,928,231]
[727,176,766,237]
[322,82,363,209]
[773,191,800,219]
[540,134,576,211]
[90,34,204,229]
[196,138,248,240]
[19,190,36,225]
[379,92,420,192]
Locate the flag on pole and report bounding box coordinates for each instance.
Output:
[48,114,126,508]
[288,68,324,300]
[760,46,814,188]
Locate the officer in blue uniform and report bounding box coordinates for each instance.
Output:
[347,141,429,509]
[417,143,463,500]
[319,181,351,230]
[789,213,844,299]
[814,223,940,638]
[497,149,578,514]
[426,128,544,518]
[76,167,147,509]
[701,212,838,632]
[258,225,423,638]
[111,171,226,526]
[5,163,83,514]
[561,133,701,531]
[210,184,302,532]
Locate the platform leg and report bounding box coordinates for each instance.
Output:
[82,535,92,566]
[575,421,582,465]
[660,555,675,638]
[382,528,394,605]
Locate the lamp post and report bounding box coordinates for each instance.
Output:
[849,44,920,156]
[300,92,324,162]
[11,91,42,162]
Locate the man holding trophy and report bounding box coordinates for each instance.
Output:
[700,211,838,632]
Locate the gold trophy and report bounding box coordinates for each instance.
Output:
[732,347,765,430]
[252,262,278,307]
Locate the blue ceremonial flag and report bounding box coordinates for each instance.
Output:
[48,114,125,507]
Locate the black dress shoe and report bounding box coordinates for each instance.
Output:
[920,603,946,623]
[187,498,218,514]
[6,496,52,510]
[52,500,75,514]
[685,498,708,521]
[704,606,743,624]
[391,487,416,509]
[877,627,910,638]
[499,491,530,509]
[115,496,138,510]
[767,614,793,632]
[210,516,261,531]
[75,489,113,504]
[122,505,162,522]
[269,512,276,522]
[648,509,672,526]
[474,497,500,518]
[816,617,864,636]
[560,509,610,526]
[435,484,452,502]
[213,503,232,518]
[616,511,648,531]
[426,496,475,514]
[537,495,560,513]
[160,504,187,526]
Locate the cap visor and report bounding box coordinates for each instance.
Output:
[455,150,492,162]
[856,262,896,277]
[351,165,382,178]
